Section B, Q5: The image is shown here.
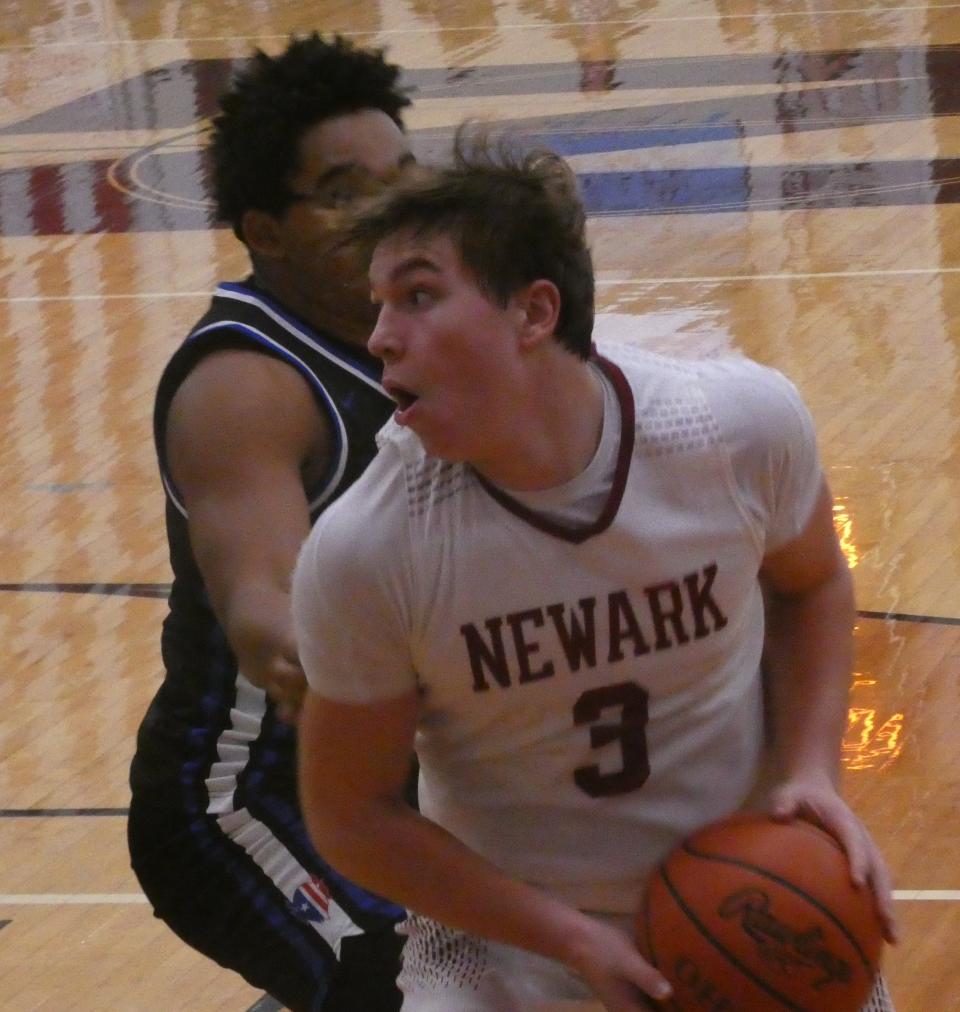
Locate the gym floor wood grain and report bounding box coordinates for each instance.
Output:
[1,1,958,1008]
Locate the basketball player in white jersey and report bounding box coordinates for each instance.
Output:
[291,133,898,1011]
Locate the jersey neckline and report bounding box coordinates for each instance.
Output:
[474,353,636,544]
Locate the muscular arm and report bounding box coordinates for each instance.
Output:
[760,479,896,940]
[760,480,855,787]
[167,349,328,720]
[297,689,672,1010]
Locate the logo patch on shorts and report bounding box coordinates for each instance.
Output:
[290,876,332,923]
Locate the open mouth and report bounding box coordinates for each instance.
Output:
[392,388,418,411]
[384,381,420,421]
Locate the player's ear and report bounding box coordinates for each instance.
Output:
[516,279,561,351]
[241,209,284,258]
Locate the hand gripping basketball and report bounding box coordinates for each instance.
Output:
[638,813,885,1012]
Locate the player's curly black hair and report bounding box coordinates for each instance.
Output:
[211,33,411,239]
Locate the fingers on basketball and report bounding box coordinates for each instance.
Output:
[638,813,885,1012]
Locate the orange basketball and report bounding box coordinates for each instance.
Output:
[638,813,884,1012]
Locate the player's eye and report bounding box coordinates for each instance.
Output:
[325,188,355,208]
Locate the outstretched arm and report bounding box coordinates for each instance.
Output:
[760,479,897,943]
[166,349,327,721]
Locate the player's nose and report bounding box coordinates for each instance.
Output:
[367,304,402,363]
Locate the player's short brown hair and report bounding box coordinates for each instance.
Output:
[351,127,595,359]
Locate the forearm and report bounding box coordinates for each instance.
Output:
[212,577,304,719]
[296,687,673,1003]
[764,562,855,785]
[190,503,308,692]
[298,690,598,969]
[307,791,595,964]
[760,561,898,942]
[220,580,295,668]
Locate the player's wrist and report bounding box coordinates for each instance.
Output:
[771,764,840,797]
[551,911,618,976]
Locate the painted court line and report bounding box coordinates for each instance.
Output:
[0,894,149,905]
[3,5,960,48]
[3,266,960,305]
[0,291,210,303]
[596,266,960,285]
[893,890,960,901]
[0,891,955,905]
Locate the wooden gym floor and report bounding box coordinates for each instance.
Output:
[1,1,958,1008]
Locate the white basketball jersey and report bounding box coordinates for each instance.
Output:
[293,344,822,914]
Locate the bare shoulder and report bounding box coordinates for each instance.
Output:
[170,347,321,427]
[166,348,329,488]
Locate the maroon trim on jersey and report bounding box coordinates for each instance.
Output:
[475,352,635,544]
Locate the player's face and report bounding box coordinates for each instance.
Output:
[367,231,528,469]
[277,109,413,315]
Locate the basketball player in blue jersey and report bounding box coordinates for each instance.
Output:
[291,134,898,1012]
[127,34,415,1011]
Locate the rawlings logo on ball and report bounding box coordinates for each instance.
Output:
[718,887,853,988]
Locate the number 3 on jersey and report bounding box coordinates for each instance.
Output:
[572,682,650,797]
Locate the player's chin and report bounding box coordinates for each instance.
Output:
[396,403,431,440]
[414,427,468,464]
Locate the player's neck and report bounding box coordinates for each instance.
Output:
[251,266,376,348]
[474,354,605,492]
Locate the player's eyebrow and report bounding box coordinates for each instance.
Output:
[386,256,441,284]
[310,151,416,189]
[309,163,361,188]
